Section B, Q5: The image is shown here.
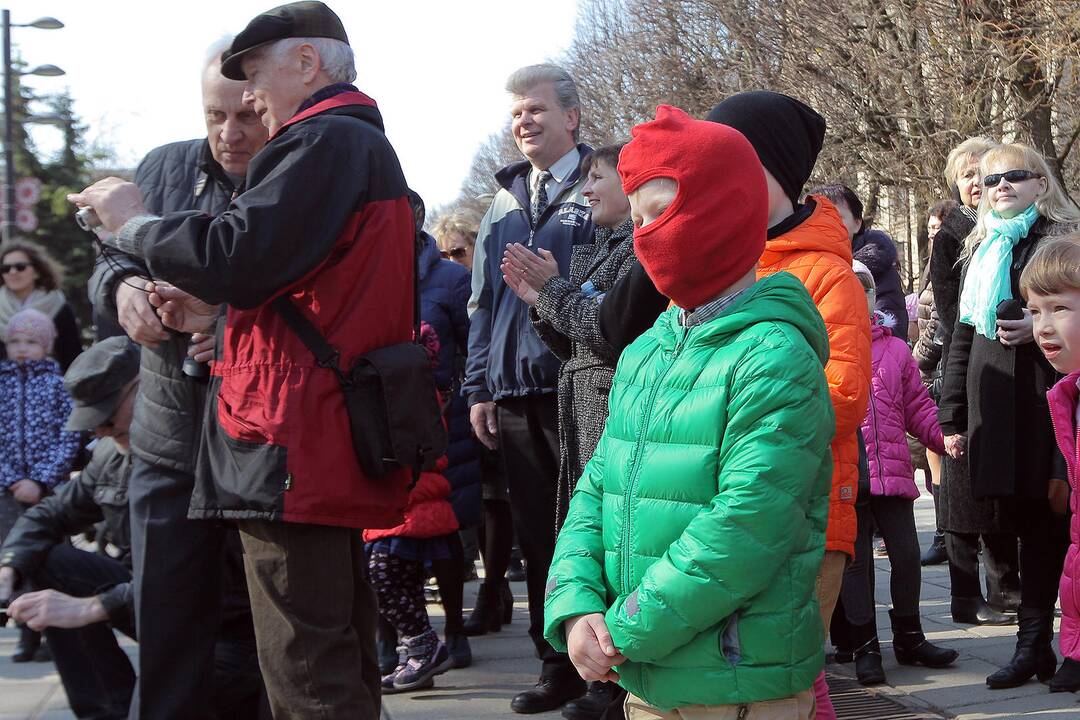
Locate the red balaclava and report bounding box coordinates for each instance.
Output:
[618,105,768,309]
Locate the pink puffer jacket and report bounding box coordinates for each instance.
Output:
[861,322,945,499]
[1047,370,1080,661]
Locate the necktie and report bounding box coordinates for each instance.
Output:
[531,170,552,225]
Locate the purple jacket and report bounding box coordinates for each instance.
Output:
[1047,370,1080,661]
[861,322,945,499]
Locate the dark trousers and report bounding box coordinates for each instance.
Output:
[496,394,574,679]
[34,544,135,720]
[32,544,267,720]
[841,496,922,625]
[1014,497,1069,611]
[946,531,1020,601]
[238,520,381,720]
[128,457,225,720]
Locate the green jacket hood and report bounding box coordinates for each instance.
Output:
[656,271,829,366]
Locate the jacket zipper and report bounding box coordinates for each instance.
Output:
[868,387,884,496]
[621,327,687,594]
[1047,398,1076,489]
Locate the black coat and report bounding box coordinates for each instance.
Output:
[930,206,976,369]
[938,218,1067,500]
[853,228,908,331]
[87,139,234,473]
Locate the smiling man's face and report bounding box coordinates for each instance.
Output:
[510,81,578,171]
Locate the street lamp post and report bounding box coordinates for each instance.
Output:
[2,12,64,242]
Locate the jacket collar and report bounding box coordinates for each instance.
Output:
[196,140,237,196]
[495,143,593,213]
[1047,369,1080,485]
[271,89,379,141]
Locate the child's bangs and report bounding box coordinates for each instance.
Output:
[1020,234,1080,299]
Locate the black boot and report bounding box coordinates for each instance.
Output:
[951,596,1015,626]
[852,620,886,686]
[561,681,627,720]
[921,531,948,566]
[12,627,40,663]
[501,578,514,625]
[511,669,586,714]
[986,606,1057,689]
[377,616,399,675]
[890,610,958,668]
[987,587,1021,615]
[1050,657,1080,693]
[463,582,504,636]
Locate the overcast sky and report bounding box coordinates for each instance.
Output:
[11,0,579,209]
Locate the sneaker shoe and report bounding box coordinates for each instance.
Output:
[873,539,888,558]
[393,631,453,691]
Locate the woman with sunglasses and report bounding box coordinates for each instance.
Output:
[930,138,1023,629]
[939,142,1080,691]
[0,240,82,371]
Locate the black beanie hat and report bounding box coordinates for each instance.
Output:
[705,91,826,204]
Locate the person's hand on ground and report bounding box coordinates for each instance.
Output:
[147,282,220,334]
[470,402,498,450]
[7,590,107,631]
[116,276,170,348]
[565,613,626,683]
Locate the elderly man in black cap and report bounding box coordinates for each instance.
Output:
[69,2,415,717]
[0,338,266,719]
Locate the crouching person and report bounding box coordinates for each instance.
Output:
[543,106,835,719]
[0,337,266,719]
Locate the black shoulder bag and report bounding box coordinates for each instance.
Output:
[272,243,446,478]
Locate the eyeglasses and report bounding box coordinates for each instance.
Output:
[0,262,29,274]
[441,247,468,260]
[983,169,1041,188]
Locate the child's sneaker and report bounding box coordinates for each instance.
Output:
[393,630,453,691]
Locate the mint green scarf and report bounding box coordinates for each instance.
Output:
[958,203,1040,339]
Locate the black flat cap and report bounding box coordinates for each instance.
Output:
[64,337,141,432]
[221,1,349,81]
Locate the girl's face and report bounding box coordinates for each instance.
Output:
[927,214,943,243]
[583,159,631,229]
[984,157,1047,218]
[6,332,46,362]
[1,251,39,297]
[956,157,983,209]
[1029,287,1080,373]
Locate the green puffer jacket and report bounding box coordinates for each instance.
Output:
[544,271,835,710]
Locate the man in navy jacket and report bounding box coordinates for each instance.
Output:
[464,63,594,714]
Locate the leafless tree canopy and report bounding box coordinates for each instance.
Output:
[442,0,1080,288]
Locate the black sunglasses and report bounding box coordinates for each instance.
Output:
[0,262,29,274]
[441,247,468,260]
[983,169,1041,188]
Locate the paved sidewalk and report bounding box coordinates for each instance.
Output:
[4,484,1080,719]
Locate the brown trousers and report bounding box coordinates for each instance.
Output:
[238,520,380,719]
[624,688,815,719]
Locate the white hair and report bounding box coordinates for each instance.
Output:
[203,35,234,74]
[506,64,580,140]
[268,37,356,84]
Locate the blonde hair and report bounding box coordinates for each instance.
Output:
[1019,232,1080,300]
[961,143,1080,261]
[944,136,997,191]
[432,203,486,252]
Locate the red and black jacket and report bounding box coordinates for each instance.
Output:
[125,90,414,528]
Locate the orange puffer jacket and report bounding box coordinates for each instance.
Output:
[757,196,872,558]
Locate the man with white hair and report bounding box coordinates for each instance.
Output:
[86,36,267,720]
[71,3,415,717]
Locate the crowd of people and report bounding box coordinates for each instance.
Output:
[1,2,1080,719]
